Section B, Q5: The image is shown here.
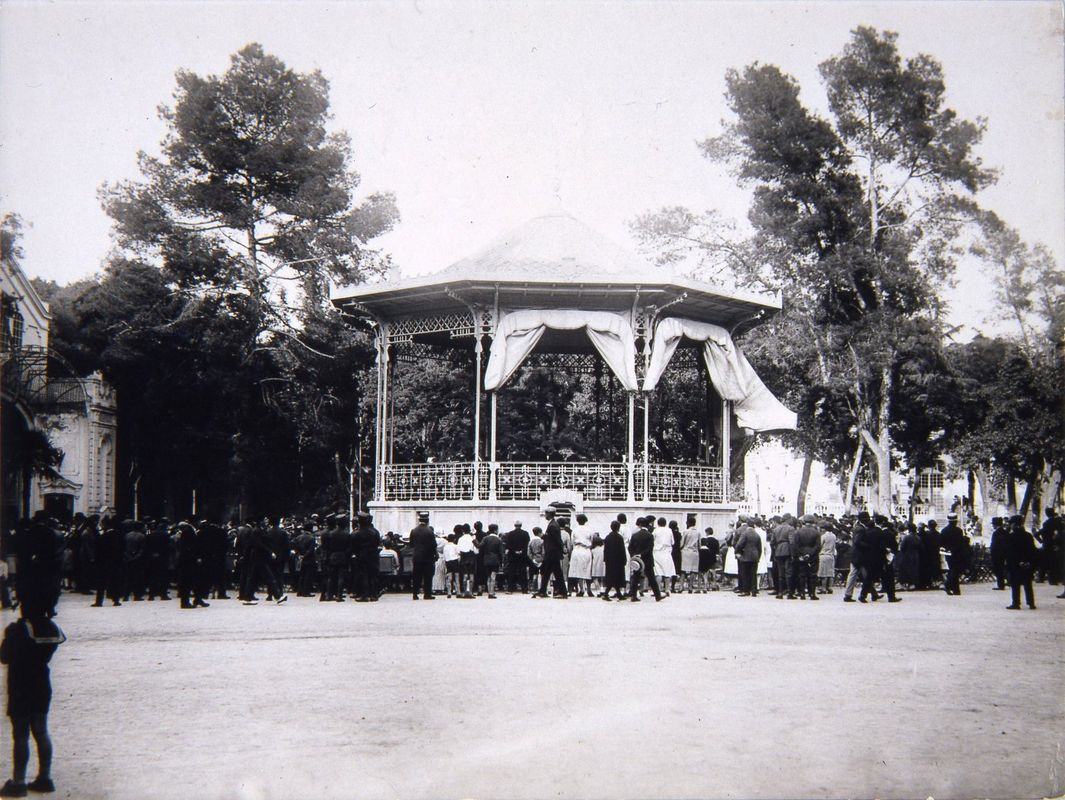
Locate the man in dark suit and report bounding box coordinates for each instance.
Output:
[122,521,147,601]
[533,510,568,599]
[408,512,437,600]
[733,522,762,597]
[198,520,230,600]
[770,515,793,599]
[791,515,821,600]
[92,518,124,608]
[318,516,344,602]
[939,513,969,596]
[240,520,287,605]
[292,523,318,597]
[1005,515,1038,610]
[144,518,172,601]
[352,512,381,602]
[627,517,662,602]
[989,517,1008,590]
[918,520,942,590]
[503,521,530,594]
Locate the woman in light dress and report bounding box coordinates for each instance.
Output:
[817,522,837,594]
[567,514,595,596]
[679,514,701,592]
[590,529,606,595]
[431,531,447,594]
[755,524,770,592]
[652,517,677,595]
[722,524,739,588]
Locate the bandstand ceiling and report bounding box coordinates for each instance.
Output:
[332,212,781,330]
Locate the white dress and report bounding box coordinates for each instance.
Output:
[756,528,769,575]
[680,526,701,573]
[591,535,606,578]
[567,524,593,579]
[653,526,677,578]
[432,536,447,591]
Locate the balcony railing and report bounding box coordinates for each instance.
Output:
[635,463,726,504]
[379,461,726,504]
[495,462,630,502]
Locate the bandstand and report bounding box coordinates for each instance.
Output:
[332,213,796,535]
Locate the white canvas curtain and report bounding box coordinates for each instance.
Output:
[484,309,639,391]
[643,317,797,432]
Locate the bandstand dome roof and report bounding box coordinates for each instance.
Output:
[332,212,781,328]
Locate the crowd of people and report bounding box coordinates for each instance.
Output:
[0,502,1060,797]
[2,505,1061,612]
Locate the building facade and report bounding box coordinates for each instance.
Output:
[1,256,117,527]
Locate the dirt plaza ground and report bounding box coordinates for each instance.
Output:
[3,582,1062,800]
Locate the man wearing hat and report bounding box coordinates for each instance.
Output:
[791,515,821,600]
[352,512,381,601]
[533,509,568,599]
[939,512,969,596]
[843,511,875,603]
[408,512,437,600]
[319,515,347,601]
[1005,514,1038,610]
[733,520,762,597]
[503,521,530,594]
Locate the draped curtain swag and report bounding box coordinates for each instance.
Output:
[484,309,639,391]
[643,317,797,432]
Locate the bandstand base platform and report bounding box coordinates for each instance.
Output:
[368,500,739,538]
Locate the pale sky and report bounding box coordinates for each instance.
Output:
[2,1,1063,339]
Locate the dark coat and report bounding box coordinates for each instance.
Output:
[505,527,530,555]
[698,535,719,572]
[733,527,762,563]
[542,521,565,559]
[352,526,381,560]
[850,522,876,568]
[628,528,655,570]
[897,532,921,584]
[1004,525,1038,574]
[793,524,821,560]
[480,533,503,569]
[939,522,970,569]
[408,523,438,562]
[603,530,627,586]
[771,523,793,558]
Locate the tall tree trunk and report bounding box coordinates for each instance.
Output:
[975,465,992,522]
[1040,467,1061,517]
[1019,462,1041,519]
[858,427,889,514]
[796,453,813,517]
[843,439,865,514]
[967,470,976,512]
[1006,478,1018,514]
[876,365,893,514]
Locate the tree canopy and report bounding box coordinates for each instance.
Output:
[632,25,1059,516]
[46,44,398,519]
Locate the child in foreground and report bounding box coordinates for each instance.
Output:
[0,600,65,797]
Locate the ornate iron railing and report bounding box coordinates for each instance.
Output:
[494,462,629,501]
[382,462,480,501]
[379,461,727,504]
[635,463,725,504]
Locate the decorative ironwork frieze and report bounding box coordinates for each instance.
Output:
[634,463,726,504]
[495,462,629,502]
[386,312,476,344]
[394,341,473,366]
[378,460,726,504]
